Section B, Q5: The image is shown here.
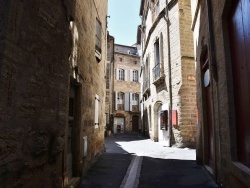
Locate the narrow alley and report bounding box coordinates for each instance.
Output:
[1,0,250,187]
[78,133,218,188]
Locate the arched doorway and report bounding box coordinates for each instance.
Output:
[114,116,125,133]
[157,104,164,142]
[132,115,139,132]
[154,102,169,144]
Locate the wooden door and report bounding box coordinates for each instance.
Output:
[229,0,250,168]
[132,116,139,132]
[202,50,214,170]
[67,86,75,179]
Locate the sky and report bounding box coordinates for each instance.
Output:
[108,0,141,46]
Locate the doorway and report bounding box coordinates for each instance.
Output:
[132,116,139,132]
[67,85,75,179]
[114,117,125,133]
[229,0,250,168]
[202,48,215,171]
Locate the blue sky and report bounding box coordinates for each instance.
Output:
[108,0,141,46]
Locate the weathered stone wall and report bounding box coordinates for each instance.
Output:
[140,0,196,147]
[0,1,72,187]
[173,0,196,148]
[113,50,141,132]
[105,35,115,130]
[191,0,250,187]
[0,0,108,187]
[71,0,108,176]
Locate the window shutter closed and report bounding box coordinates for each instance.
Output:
[130,69,133,82]
[124,93,130,111]
[94,94,99,128]
[129,93,133,111]
[125,70,127,81]
[139,95,141,111]
[116,68,119,80]
[115,91,118,110]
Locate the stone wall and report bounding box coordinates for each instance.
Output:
[191,0,250,187]
[140,0,196,147]
[0,0,108,187]
[105,35,115,131]
[0,1,72,187]
[173,0,196,147]
[70,0,107,177]
[113,50,141,132]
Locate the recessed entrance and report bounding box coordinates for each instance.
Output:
[132,116,139,132]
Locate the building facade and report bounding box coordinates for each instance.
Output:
[0,0,107,187]
[139,0,197,147]
[191,0,250,187]
[105,34,115,134]
[112,44,141,134]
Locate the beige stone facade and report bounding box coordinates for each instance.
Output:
[113,44,141,133]
[191,0,250,187]
[0,0,107,187]
[105,34,115,134]
[139,0,197,147]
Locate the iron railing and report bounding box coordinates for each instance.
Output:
[152,63,161,82]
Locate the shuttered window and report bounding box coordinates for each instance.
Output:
[130,70,139,82]
[95,18,102,61]
[94,94,99,128]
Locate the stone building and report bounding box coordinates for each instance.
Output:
[0,0,107,187]
[105,34,115,134]
[191,0,250,187]
[112,44,141,134]
[139,0,197,147]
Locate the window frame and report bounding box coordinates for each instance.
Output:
[95,18,102,61]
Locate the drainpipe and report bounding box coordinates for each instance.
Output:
[165,0,172,147]
[206,0,222,185]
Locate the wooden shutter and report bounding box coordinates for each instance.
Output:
[124,93,130,111]
[125,70,127,81]
[130,69,133,82]
[139,94,141,111]
[116,68,119,80]
[115,91,118,110]
[129,93,133,111]
[94,94,99,128]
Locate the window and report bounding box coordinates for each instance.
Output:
[133,70,138,82]
[154,39,160,65]
[132,93,139,104]
[119,57,123,62]
[119,69,125,81]
[117,92,125,111]
[117,92,124,103]
[95,18,102,61]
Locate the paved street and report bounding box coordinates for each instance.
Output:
[78,133,219,188]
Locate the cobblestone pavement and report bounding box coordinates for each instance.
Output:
[78,133,219,188]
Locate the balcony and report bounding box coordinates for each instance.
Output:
[152,63,165,85]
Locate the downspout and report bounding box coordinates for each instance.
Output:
[206,0,222,185]
[165,0,172,147]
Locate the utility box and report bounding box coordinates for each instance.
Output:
[82,136,87,157]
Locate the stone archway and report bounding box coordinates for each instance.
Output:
[153,101,163,142]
